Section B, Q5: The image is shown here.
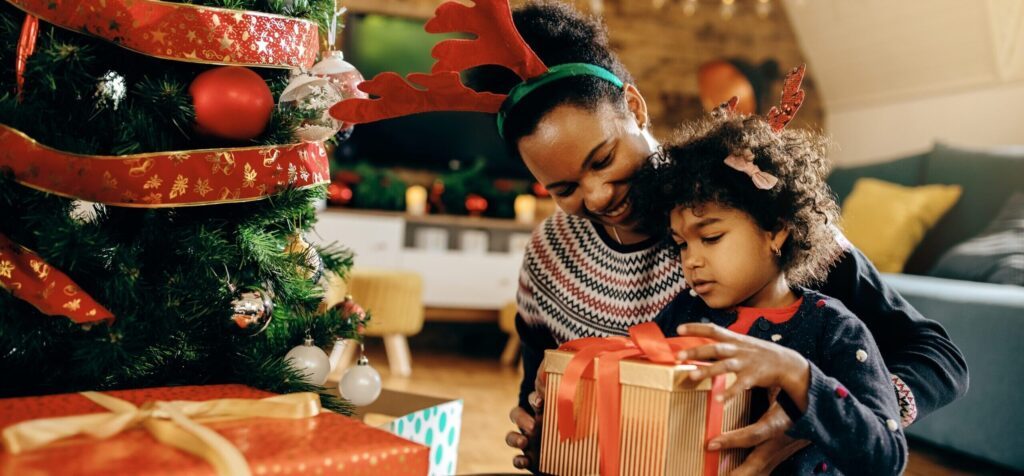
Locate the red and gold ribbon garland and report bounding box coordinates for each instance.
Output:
[0,233,114,324]
[0,125,329,208]
[15,13,38,99]
[7,0,319,69]
[556,322,727,476]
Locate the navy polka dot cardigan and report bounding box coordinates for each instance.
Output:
[655,290,908,476]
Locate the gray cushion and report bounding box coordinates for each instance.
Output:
[906,143,1024,273]
[826,152,928,204]
[931,192,1024,285]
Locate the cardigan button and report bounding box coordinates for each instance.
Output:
[757,320,771,331]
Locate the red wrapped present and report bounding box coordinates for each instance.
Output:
[0,385,428,476]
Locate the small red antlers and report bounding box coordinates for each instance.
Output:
[766,64,806,132]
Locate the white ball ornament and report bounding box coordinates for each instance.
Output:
[285,336,331,386]
[339,355,382,406]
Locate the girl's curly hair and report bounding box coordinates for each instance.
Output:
[630,114,842,286]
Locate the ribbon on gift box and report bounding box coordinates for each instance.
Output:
[556,322,727,476]
[1,391,323,476]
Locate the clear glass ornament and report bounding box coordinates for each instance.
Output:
[279,73,344,143]
[283,231,324,283]
[311,50,367,137]
[339,351,381,406]
[285,336,331,386]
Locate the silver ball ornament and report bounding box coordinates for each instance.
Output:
[230,287,274,336]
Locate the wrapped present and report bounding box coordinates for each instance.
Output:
[355,389,463,476]
[541,322,752,476]
[0,384,429,476]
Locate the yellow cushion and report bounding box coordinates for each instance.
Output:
[841,178,962,273]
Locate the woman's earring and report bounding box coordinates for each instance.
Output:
[771,246,782,257]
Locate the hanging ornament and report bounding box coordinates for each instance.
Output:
[285,335,331,386]
[532,182,550,198]
[284,231,324,283]
[229,286,274,336]
[190,66,274,141]
[327,181,353,206]
[279,72,345,143]
[339,347,382,406]
[465,193,488,217]
[308,7,367,141]
[311,51,367,132]
[95,71,127,111]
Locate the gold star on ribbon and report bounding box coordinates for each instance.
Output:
[219,32,235,51]
[0,260,14,278]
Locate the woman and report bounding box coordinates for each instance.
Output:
[497,2,967,473]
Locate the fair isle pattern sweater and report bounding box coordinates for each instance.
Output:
[517,210,685,343]
[516,210,969,428]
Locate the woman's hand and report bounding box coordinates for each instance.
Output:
[505,361,548,471]
[676,323,811,411]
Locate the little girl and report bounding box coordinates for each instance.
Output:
[630,106,907,475]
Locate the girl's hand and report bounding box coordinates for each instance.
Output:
[676,323,811,411]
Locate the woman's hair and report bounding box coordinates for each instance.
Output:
[477,1,634,152]
[630,114,842,286]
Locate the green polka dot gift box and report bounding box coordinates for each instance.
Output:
[355,389,463,476]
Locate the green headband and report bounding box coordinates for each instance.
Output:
[496,63,625,139]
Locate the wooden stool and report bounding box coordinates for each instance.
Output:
[498,301,520,367]
[336,268,424,378]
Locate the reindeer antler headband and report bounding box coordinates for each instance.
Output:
[328,0,625,138]
[719,64,807,190]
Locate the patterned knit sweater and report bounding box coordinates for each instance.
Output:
[516,210,968,429]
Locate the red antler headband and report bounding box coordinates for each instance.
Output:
[720,64,807,190]
[328,0,625,138]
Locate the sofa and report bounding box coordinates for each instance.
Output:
[827,143,1024,471]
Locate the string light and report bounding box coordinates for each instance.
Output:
[720,0,736,20]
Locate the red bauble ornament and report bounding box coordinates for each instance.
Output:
[465,193,488,217]
[327,182,353,206]
[532,182,550,198]
[189,66,273,141]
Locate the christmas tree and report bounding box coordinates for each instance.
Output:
[0,0,363,413]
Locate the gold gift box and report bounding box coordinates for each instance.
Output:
[540,349,752,476]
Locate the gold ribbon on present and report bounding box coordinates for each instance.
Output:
[7,0,320,69]
[0,124,329,208]
[1,391,324,476]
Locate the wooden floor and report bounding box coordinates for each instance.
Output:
[358,327,1016,475]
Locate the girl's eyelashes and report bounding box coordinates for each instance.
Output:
[673,241,688,252]
[702,234,724,244]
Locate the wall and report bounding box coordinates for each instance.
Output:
[784,0,1024,165]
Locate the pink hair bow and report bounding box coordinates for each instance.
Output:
[724,149,778,190]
